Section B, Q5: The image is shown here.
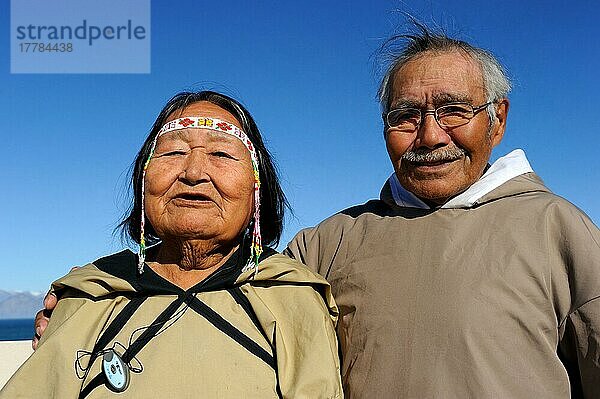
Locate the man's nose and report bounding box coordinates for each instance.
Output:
[180,150,210,184]
[414,112,452,149]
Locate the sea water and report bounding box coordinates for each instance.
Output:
[0,319,34,341]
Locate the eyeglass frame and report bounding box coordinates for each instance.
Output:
[383,101,494,132]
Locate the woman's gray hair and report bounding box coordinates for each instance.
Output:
[378,20,511,122]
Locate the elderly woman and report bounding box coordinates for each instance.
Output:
[1,91,342,398]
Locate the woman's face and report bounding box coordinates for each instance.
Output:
[144,101,255,245]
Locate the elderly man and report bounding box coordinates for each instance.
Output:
[284,26,600,398]
[34,24,599,398]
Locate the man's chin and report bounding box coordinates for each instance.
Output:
[400,175,470,205]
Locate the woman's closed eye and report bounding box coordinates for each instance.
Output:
[211,151,238,160]
[157,149,188,157]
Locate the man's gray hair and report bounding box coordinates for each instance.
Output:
[378,20,511,122]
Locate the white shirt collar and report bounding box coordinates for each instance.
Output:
[388,149,534,209]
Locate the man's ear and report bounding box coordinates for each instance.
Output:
[491,98,509,147]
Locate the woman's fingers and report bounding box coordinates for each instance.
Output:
[31,291,57,350]
[32,309,47,350]
[43,291,57,310]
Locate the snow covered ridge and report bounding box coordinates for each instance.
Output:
[0,290,44,319]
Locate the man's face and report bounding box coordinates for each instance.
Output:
[385,50,508,204]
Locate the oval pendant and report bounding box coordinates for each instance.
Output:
[102,349,130,392]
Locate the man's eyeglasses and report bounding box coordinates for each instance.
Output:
[383,102,492,132]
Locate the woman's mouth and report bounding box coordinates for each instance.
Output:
[172,192,213,206]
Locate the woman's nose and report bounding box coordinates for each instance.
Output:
[179,150,210,184]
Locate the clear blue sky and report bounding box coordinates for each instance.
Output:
[2,0,599,292]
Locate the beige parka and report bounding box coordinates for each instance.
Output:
[1,248,342,399]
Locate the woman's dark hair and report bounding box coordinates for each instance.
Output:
[119,90,288,248]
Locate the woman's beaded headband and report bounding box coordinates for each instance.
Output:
[138,116,262,275]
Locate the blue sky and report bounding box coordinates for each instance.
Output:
[2,0,599,292]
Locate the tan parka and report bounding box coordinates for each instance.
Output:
[1,248,342,399]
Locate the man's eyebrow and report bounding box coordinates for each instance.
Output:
[432,93,472,105]
[389,98,421,109]
[389,93,473,109]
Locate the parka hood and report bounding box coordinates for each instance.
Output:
[52,248,336,315]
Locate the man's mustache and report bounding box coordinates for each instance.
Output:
[402,146,466,163]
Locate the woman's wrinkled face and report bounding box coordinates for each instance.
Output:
[144,101,255,245]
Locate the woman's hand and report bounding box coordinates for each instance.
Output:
[32,291,57,350]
